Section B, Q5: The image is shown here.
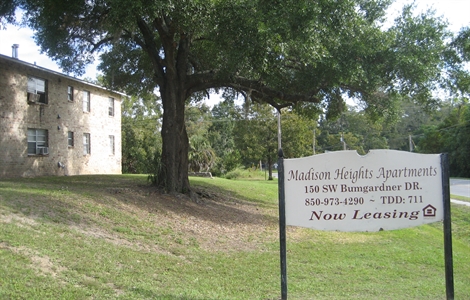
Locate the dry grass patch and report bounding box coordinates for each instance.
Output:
[0,242,67,279]
[102,185,279,252]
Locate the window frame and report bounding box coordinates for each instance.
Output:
[67,86,74,101]
[109,135,115,155]
[27,76,48,104]
[68,131,74,147]
[27,128,48,155]
[82,90,90,112]
[83,133,91,155]
[108,97,115,117]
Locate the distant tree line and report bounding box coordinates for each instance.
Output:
[121,95,470,179]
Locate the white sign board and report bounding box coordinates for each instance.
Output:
[284,150,443,231]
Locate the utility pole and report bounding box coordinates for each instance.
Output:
[341,133,346,150]
[313,128,316,155]
[277,110,282,150]
[409,135,413,152]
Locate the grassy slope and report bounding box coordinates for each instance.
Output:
[0,175,468,299]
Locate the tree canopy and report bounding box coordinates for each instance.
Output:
[3,0,469,194]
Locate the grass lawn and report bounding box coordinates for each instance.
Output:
[1,175,469,299]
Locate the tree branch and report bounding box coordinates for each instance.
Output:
[176,33,190,82]
[186,72,321,110]
[153,15,178,78]
[136,17,165,80]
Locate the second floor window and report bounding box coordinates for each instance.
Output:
[83,91,90,112]
[109,97,114,116]
[68,86,74,101]
[27,76,47,104]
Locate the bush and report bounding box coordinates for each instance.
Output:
[223,167,268,180]
[224,168,244,179]
[147,149,166,187]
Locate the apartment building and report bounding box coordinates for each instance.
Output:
[0,51,123,177]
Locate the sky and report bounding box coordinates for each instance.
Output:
[1,0,469,105]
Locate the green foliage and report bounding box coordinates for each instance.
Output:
[223,167,268,180]
[211,149,241,176]
[418,102,470,177]
[233,103,278,168]
[188,135,216,172]
[209,100,242,175]
[121,95,162,174]
[186,103,216,172]
[233,105,314,161]
[382,99,445,151]
[281,111,318,158]
[147,148,166,187]
[13,0,467,114]
[389,5,450,103]
[448,27,470,96]
[417,125,443,153]
[317,106,389,153]
[224,168,244,180]
[0,0,17,28]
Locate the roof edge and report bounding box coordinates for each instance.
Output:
[0,54,127,97]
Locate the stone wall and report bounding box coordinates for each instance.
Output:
[0,55,122,177]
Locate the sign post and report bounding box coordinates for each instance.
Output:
[278,149,287,300]
[441,153,454,299]
[278,150,453,299]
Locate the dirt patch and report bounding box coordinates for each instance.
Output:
[0,242,67,279]
[104,185,279,253]
[0,213,39,228]
[68,224,179,256]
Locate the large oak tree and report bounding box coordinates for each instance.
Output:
[3,0,468,194]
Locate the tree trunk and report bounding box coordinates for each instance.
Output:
[157,79,191,194]
[267,155,273,181]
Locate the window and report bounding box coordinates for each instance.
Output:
[27,76,47,104]
[108,97,114,116]
[83,133,90,155]
[67,86,74,101]
[109,135,115,155]
[68,131,74,147]
[27,128,48,155]
[83,91,90,112]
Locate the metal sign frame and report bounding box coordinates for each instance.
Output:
[277,150,454,300]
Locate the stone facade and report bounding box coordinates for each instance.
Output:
[0,54,123,177]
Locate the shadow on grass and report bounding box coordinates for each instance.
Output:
[0,175,278,228]
[0,180,91,225]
